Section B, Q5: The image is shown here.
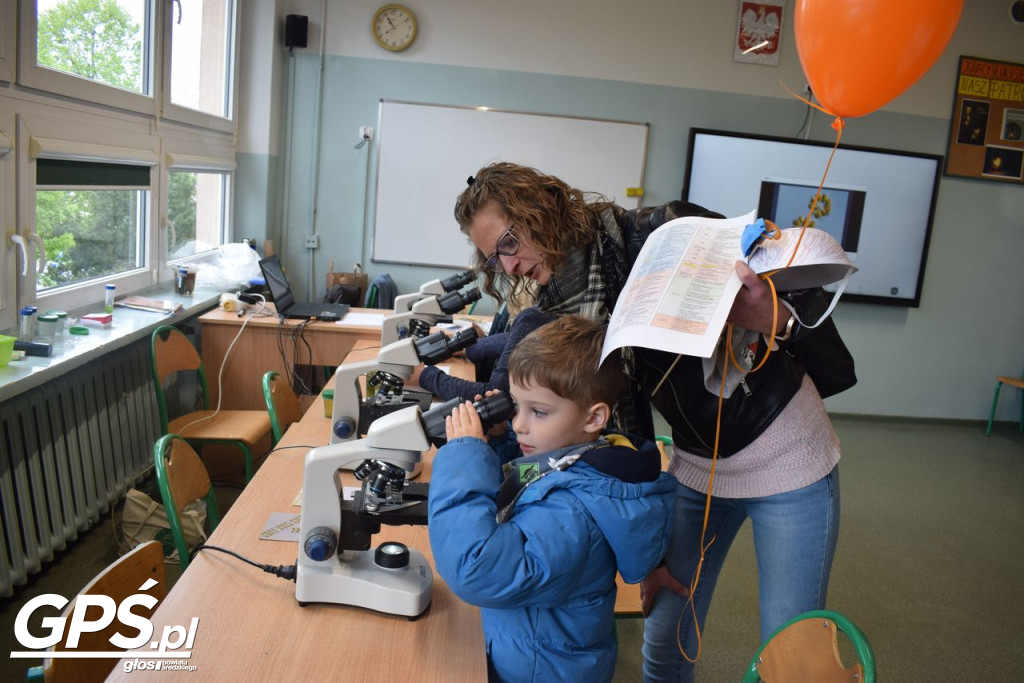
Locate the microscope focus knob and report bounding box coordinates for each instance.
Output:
[333,416,357,440]
[304,526,338,562]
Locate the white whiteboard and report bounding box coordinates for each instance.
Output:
[372,100,649,268]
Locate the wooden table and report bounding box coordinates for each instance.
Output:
[198,305,385,410]
[108,353,488,681]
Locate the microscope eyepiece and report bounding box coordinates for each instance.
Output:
[420,392,516,447]
[414,327,478,365]
[440,270,476,292]
[436,287,482,315]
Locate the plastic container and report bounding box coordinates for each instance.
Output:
[322,389,335,418]
[176,268,188,295]
[104,284,116,313]
[37,314,59,341]
[18,307,35,341]
[45,311,68,339]
[0,334,15,367]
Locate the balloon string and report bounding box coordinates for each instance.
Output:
[778,81,845,268]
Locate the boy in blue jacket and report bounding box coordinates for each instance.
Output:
[428,315,676,682]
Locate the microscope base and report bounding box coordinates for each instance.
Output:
[296,546,433,617]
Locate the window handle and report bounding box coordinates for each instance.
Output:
[9,233,27,275]
[27,232,47,276]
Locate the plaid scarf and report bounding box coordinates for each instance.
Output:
[535,207,629,322]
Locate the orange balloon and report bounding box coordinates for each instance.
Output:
[795,0,963,118]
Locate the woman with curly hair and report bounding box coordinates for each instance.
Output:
[454,162,843,682]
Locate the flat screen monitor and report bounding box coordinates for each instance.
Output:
[682,128,942,307]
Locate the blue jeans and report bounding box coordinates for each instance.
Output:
[642,466,840,682]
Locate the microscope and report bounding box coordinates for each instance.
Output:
[296,392,515,617]
[392,269,476,313]
[329,327,479,446]
[381,285,482,346]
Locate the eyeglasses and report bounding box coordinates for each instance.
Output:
[483,228,521,273]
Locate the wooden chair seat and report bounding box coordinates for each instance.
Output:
[743,610,875,683]
[168,410,272,445]
[151,324,275,482]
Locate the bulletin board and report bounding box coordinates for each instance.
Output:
[944,56,1024,184]
[372,100,649,268]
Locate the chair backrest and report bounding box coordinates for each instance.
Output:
[153,434,220,569]
[743,610,875,683]
[150,325,210,432]
[262,371,302,445]
[30,541,166,683]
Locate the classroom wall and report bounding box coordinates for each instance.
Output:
[237,0,1024,421]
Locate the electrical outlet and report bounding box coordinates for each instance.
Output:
[305,235,319,249]
[359,126,374,141]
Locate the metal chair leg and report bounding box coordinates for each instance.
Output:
[987,380,1004,436]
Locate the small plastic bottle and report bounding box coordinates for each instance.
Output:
[105,284,116,313]
[18,307,34,340]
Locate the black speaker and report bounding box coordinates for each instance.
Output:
[285,15,308,49]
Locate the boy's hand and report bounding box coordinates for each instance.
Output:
[640,565,690,617]
[446,400,486,441]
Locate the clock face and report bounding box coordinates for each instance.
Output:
[373,5,417,52]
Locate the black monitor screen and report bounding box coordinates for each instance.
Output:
[259,255,295,310]
[683,128,942,307]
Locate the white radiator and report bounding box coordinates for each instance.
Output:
[0,337,160,597]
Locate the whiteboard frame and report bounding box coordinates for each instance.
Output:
[371,100,649,268]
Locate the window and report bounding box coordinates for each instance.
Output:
[3,0,238,316]
[167,0,235,124]
[18,0,237,131]
[35,159,150,290]
[167,166,232,260]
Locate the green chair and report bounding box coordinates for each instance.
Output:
[262,370,303,446]
[151,324,273,482]
[154,434,221,569]
[742,609,875,683]
[986,374,1024,436]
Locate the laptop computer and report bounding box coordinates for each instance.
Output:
[258,255,350,321]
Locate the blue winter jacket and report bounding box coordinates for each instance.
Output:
[428,433,676,682]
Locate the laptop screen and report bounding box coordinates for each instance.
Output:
[259,255,295,311]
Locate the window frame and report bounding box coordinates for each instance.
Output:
[0,3,15,83]
[21,109,160,314]
[17,0,159,117]
[2,0,240,318]
[160,0,239,133]
[0,110,16,331]
[162,147,237,267]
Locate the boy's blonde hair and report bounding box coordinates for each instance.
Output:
[507,315,624,410]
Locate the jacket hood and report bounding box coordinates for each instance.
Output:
[511,434,676,583]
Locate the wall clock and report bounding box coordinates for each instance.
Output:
[372,4,417,52]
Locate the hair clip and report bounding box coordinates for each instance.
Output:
[466,176,476,186]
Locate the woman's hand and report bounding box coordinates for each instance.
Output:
[727,261,788,336]
[640,565,691,617]
[445,400,486,441]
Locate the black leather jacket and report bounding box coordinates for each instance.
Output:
[610,201,830,458]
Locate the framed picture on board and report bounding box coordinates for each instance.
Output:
[945,56,1024,185]
[733,1,783,66]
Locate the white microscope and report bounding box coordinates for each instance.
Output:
[381,286,482,346]
[392,269,476,312]
[329,327,479,445]
[295,393,515,617]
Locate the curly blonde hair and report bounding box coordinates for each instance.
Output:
[455,162,613,307]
